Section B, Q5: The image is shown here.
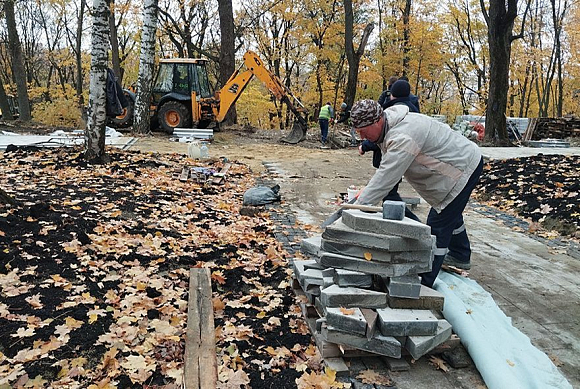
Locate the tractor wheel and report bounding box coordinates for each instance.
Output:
[158,101,192,134]
[108,91,134,128]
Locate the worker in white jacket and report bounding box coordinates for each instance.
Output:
[350,99,483,287]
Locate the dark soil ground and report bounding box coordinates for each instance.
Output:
[0,146,316,388]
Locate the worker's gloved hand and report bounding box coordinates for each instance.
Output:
[358,145,365,155]
[355,187,365,199]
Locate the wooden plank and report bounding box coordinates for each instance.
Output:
[184,268,217,389]
[179,167,190,182]
[212,163,232,184]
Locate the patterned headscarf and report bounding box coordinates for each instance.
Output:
[351,99,383,128]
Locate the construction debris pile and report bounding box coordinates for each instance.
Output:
[295,203,454,367]
[523,116,580,141]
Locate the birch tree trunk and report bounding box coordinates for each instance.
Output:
[85,0,110,162]
[133,0,159,134]
[4,0,32,121]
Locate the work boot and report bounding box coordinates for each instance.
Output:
[443,254,471,270]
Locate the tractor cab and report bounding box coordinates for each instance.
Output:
[151,58,216,132]
[152,59,214,101]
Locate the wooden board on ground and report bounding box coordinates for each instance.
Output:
[184,268,217,389]
[212,163,231,184]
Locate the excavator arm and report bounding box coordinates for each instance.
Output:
[215,51,308,143]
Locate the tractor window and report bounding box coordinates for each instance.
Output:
[195,65,212,98]
[174,64,190,94]
[153,64,173,93]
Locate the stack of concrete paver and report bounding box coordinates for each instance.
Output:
[295,206,452,361]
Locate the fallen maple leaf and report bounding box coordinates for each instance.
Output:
[212,270,227,285]
[25,294,43,309]
[429,356,449,372]
[339,307,355,315]
[213,297,226,311]
[357,369,392,385]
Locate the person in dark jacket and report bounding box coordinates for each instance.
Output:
[397,76,420,112]
[383,80,419,112]
[377,76,399,108]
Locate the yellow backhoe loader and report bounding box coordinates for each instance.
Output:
[112,51,308,143]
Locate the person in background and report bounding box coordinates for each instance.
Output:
[350,99,483,287]
[398,75,420,112]
[318,102,334,145]
[378,76,399,108]
[383,80,419,113]
[336,102,355,146]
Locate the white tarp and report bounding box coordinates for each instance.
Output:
[434,272,572,389]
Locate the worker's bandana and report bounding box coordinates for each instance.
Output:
[351,99,383,129]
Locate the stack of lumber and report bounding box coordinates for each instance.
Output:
[523,116,580,141]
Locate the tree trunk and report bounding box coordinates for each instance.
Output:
[481,0,518,145]
[85,0,111,162]
[133,0,159,134]
[109,0,123,83]
[218,0,237,126]
[344,0,374,109]
[0,80,14,120]
[402,0,412,74]
[76,0,86,106]
[4,0,32,121]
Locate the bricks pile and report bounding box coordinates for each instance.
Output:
[295,205,453,361]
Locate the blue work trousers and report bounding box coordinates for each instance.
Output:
[421,158,483,287]
[319,119,329,143]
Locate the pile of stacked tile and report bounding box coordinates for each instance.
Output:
[295,204,452,361]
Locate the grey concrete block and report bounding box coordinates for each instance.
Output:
[388,285,445,311]
[333,269,373,288]
[323,220,433,252]
[406,320,452,360]
[377,307,439,336]
[300,268,324,284]
[382,356,410,371]
[293,260,319,278]
[321,268,335,277]
[322,325,401,358]
[382,200,406,220]
[387,275,422,299]
[316,317,326,333]
[319,252,432,278]
[321,238,433,264]
[320,284,388,309]
[323,276,334,289]
[301,235,322,256]
[326,307,368,335]
[303,279,321,296]
[342,210,432,240]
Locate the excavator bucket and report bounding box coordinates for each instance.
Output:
[280,120,307,144]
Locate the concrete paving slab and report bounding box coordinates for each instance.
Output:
[377,307,439,337]
[342,209,432,240]
[388,285,445,310]
[301,235,322,256]
[322,325,402,358]
[321,238,433,264]
[319,251,432,277]
[333,269,373,288]
[326,307,368,335]
[406,320,452,360]
[320,284,388,309]
[322,219,434,251]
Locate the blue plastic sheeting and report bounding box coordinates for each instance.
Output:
[434,272,572,389]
